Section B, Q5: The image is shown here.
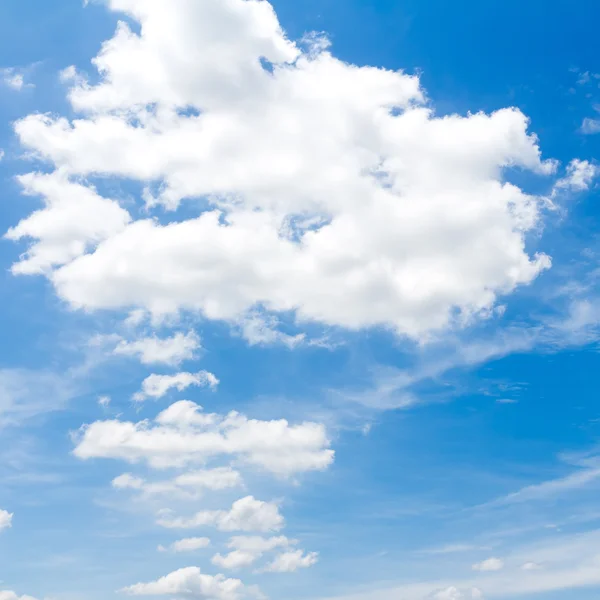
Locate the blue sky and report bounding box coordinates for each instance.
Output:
[1,1,600,600]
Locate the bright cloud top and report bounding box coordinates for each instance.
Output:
[73,400,334,475]
[7,0,568,339]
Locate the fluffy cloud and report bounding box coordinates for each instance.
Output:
[158,537,211,553]
[132,371,219,402]
[9,0,566,340]
[553,159,599,193]
[260,549,318,573]
[1,67,28,91]
[157,496,284,533]
[471,557,504,572]
[212,535,292,570]
[5,171,130,275]
[114,331,201,366]
[112,467,242,499]
[121,567,244,600]
[73,400,334,475]
[0,509,13,531]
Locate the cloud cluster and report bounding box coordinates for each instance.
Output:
[157,496,284,533]
[8,0,564,340]
[73,400,334,475]
[121,567,244,600]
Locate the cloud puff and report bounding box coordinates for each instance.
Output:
[132,371,219,402]
[157,496,284,533]
[471,557,504,572]
[114,331,201,366]
[121,567,244,600]
[10,0,563,340]
[73,400,334,476]
[0,509,13,531]
[212,536,293,570]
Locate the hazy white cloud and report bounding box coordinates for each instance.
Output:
[113,331,201,366]
[73,400,334,476]
[0,509,13,531]
[521,562,543,571]
[158,537,211,553]
[212,535,293,570]
[581,118,600,135]
[10,0,565,341]
[260,548,318,573]
[487,466,600,507]
[121,567,244,600]
[133,371,218,402]
[0,593,38,600]
[472,558,504,572]
[112,467,242,499]
[1,67,30,91]
[157,496,284,533]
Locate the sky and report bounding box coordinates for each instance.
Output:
[1,1,600,600]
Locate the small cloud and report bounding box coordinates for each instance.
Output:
[496,398,518,405]
[521,561,543,571]
[582,118,600,135]
[98,396,111,408]
[1,67,33,91]
[0,509,13,531]
[472,557,504,572]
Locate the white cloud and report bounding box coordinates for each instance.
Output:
[157,496,284,533]
[552,159,599,193]
[113,331,201,366]
[132,371,218,402]
[0,593,38,600]
[471,558,504,572]
[0,509,13,531]
[121,567,244,600]
[521,562,543,571]
[260,548,318,573]
[98,395,111,408]
[582,118,600,135]
[5,171,130,275]
[0,149,4,161]
[73,400,334,476]
[9,0,563,341]
[430,588,483,600]
[1,68,30,91]
[487,466,600,507]
[238,313,305,348]
[112,467,242,499]
[212,535,292,570]
[158,537,211,553]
